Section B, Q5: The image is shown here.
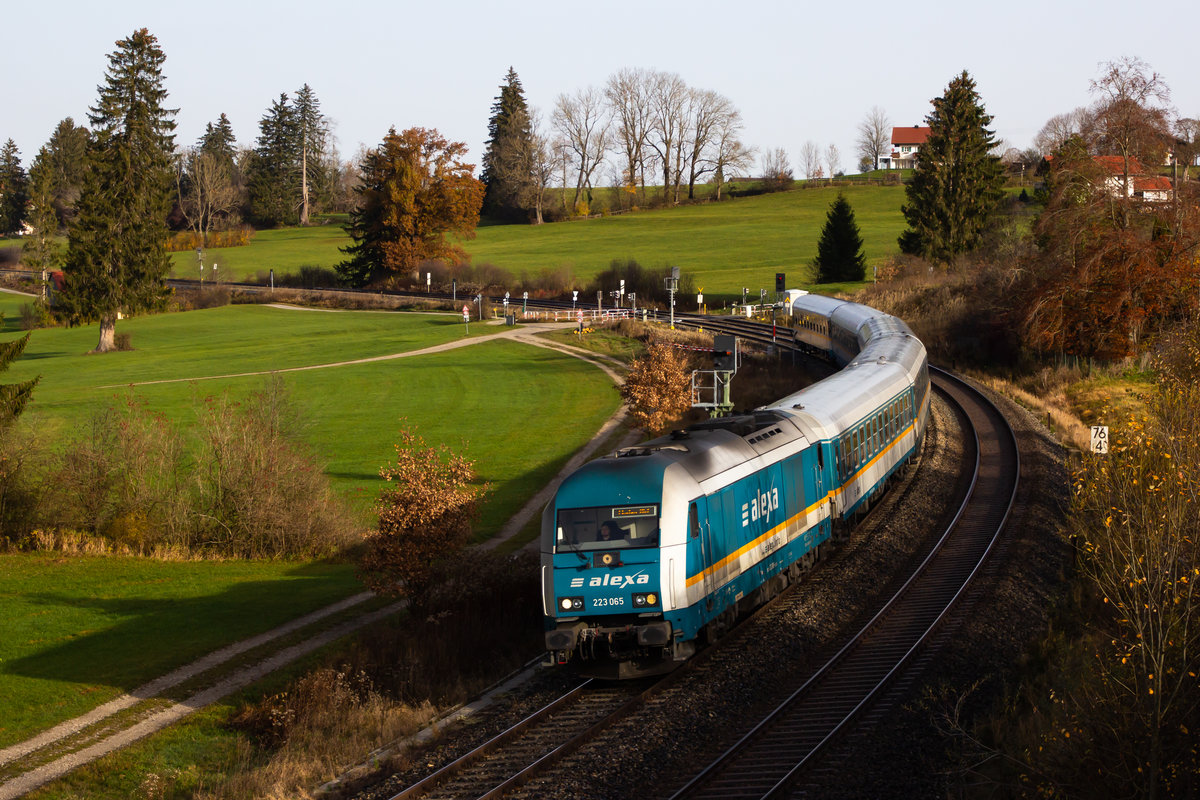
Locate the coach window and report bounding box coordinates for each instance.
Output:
[689,503,700,539]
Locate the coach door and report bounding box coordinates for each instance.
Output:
[690,498,718,610]
[815,445,827,522]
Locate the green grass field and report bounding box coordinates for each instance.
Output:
[0,292,618,770]
[167,225,349,283]
[0,554,363,750]
[157,185,906,294]
[0,294,619,529]
[471,185,907,295]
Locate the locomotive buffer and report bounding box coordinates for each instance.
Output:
[692,334,738,417]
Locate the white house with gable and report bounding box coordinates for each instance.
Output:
[878,126,931,170]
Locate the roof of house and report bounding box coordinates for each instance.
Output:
[1094,155,1151,175]
[1133,175,1173,193]
[891,126,931,146]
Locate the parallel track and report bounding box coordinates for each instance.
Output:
[665,368,1019,800]
[385,680,645,800]
[376,371,1017,800]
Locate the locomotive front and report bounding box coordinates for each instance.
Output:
[540,453,691,678]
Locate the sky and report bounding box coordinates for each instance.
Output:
[6,0,1198,178]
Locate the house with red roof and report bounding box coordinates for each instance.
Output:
[878,126,931,170]
[1094,155,1173,201]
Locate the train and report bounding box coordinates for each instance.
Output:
[540,293,931,678]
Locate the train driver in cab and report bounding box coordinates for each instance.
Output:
[598,520,623,543]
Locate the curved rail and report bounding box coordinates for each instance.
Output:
[667,369,1019,800]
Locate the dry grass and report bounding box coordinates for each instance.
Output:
[976,373,1092,453]
[203,669,438,800]
[197,549,541,797]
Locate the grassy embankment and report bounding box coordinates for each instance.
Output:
[162,185,908,296]
[0,291,616,768]
[0,294,618,530]
[0,555,364,751]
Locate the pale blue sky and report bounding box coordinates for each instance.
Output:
[8,0,1197,176]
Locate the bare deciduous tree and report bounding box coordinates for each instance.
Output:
[552,87,611,213]
[1175,117,1200,181]
[508,109,555,225]
[706,109,754,200]
[682,88,737,199]
[175,147,238,245]
[1033,106,1097,155]
[855,106,890,171]
[800,140,823,181]
[825,143,841,183]
[646,71,689,205]
[760,147,793,192]
[1090,56,1172,195]
[605,67,653,203]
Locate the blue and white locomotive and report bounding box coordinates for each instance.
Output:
[541,294,931,678]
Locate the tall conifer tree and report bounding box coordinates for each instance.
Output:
[248,93,299,227]
[814,194,866,283]
[39,118,89,227]
[293,84,329,225]
[0,334,38,426]
[60,28,176,353]
[199,113,237,169]
[899,70,1004,265]
[0,140,28,236]
[21,152,60,271]
[480,67,533,221]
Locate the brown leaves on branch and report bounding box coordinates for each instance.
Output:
[358,425,486,604]
[620,340,693,436]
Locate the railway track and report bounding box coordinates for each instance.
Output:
[383,679,644,800]
[360,356,1018,800]
[664,368,1019,800]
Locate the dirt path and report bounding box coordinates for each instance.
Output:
[0,320,635,797]
[98,319,572,389]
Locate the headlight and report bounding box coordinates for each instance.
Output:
[559,597,584,612]
[632,592,659,608]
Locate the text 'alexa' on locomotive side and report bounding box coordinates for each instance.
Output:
[540,294,931,679]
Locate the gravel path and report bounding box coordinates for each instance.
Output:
[0,320,629,797]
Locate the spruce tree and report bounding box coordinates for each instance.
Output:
[814,193,866,283]
[0,140,29,237]
[199,113,237,169]
[480,67,533,221]
[899,70,1004,266]
[21,152,61,272]
[0,333,38,426]
[60,28,176,353]
[247,93,300,227]
[293,84,329,225]
[40,118,89,228]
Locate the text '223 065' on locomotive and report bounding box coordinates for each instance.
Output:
[541,294,931,679]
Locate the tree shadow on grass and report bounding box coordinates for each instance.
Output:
[5,564,359,693]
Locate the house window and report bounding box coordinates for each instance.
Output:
[901,146,912,153]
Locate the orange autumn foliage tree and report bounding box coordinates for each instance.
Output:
[358,426,485,605]
[620,341,693,436]
[1020,138,1200,360]
[338,127,484,287]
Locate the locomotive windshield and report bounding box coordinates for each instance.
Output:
[556,505,659,551]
